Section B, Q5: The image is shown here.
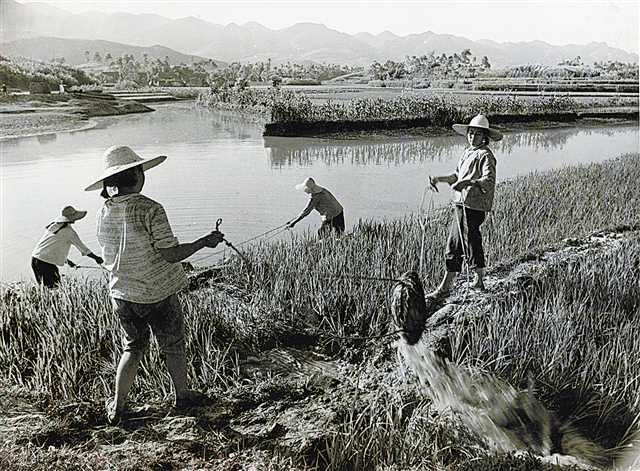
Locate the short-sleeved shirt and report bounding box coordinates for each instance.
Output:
[97,193,187,304]
[299,188,344,221]
[32,224,91,266]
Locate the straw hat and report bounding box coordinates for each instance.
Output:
[84,145,167,191]
[55,205,87,223]
[295,177,324,194]
[452,114,503,141]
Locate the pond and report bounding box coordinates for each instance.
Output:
[1,102,637,282]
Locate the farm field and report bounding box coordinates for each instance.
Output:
[2,152,640,470]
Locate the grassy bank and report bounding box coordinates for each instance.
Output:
[1,153,639,469]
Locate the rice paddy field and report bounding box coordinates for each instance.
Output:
[1,151,640,470]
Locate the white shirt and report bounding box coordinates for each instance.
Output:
[32,224,91,266]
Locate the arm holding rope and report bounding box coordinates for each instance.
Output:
[158,232,225,264]
[287,196,315,228]
[429,173,457,191]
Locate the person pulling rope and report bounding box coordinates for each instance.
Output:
[426,114,503,300]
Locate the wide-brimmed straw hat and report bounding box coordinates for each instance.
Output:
[452,114,503,141]
[54,205,87,223]
[295,177,324,194]
[84,145,167,191]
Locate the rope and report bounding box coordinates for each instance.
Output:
[418,186,436,277]
[455,187,473,304]
[316,328,404,342]
[189,224,288,265]
[319,274,401,283]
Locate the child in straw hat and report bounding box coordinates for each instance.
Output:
[286,177,345,237]
[85,145,225,424]
[31,205,103,288]
[428,114,502,297]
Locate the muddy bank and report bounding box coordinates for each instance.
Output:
[0,94,153,140]
[263,108,639,137]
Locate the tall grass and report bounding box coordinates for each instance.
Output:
[453,237,640,449]
[196,87,582,125]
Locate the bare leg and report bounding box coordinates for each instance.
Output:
[113,351,143,412]
[164,351,188,400]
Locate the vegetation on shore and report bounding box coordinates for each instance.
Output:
[196,87,619,125]
[0,55,95,91]
[1,152,639,469]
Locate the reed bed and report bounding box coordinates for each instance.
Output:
[196,87,582,125]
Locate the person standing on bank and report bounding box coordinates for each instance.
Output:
[286,177,345,236]
[31,206,103,288]
[85,145,225,424]
[428,114,502,298]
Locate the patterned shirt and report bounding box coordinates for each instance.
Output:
[32,225,91,266]
[97,193,187,304]
[453,145,497,212]
[298,188,344,221]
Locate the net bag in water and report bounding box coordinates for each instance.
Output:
[391,271,428,345]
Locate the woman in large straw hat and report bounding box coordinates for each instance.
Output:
[31,206,103,288]
[85,145,224,424]
[286,177,345,237]
[428,114,502,298]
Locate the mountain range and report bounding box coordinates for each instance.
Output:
[1,0,637,67]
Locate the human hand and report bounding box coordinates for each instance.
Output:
[203,231,225,248]
[452,180,473,192]
[428,176,439,192]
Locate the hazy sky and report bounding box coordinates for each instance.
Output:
[33,0,639,53]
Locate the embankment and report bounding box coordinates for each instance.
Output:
[264,108,639,136]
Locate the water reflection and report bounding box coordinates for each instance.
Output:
[265,136,461,167]
[265,125,635,168]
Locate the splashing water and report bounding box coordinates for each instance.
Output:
[391,271,613,469]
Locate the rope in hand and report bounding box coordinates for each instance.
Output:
[189,222,288,265]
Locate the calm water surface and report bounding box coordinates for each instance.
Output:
[1,103,638,281]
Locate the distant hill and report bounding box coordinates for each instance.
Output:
[0,37,222,67]
[2,0,637,67]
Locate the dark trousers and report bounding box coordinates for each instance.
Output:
[445,205,486,272]
[31,257,61,288]
[318,211,345,237]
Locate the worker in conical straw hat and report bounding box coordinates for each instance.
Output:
[31,205,103,288]
[427,114,502,298]
[286,177,345,237]
[85,145,225,424]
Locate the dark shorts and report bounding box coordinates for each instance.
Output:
[31,257,60,288]
[319,211,345,237]
[112,294,185,356]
